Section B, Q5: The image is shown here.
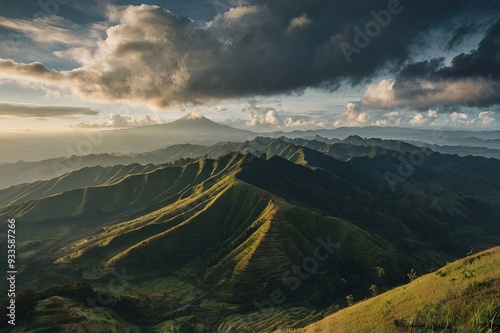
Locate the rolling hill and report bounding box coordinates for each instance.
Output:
[1,140,500,332]
[0,135,428,190]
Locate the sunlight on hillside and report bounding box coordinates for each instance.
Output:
[295,247,500,333]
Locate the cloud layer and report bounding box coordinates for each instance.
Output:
[0,102,99,118]
[0,1,498,111]
[359,18,500,111]
[71,113,166,128]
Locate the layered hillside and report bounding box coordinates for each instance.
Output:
[1,144,500,332]
[0,135,431,189]
[0,164,159,207]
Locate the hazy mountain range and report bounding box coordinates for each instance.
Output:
[1,114,499,164]
[1,115,499,191]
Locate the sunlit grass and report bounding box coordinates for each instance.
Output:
[298,247,500,333]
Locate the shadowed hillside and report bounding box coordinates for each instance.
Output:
[1,144,500,332]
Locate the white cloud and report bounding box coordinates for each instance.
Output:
[224,6,261,21]
[333,101,372,127]
[333,102,499,129]
[0,5,224,109]
[359,77,500,112]
[360,80,397,109]
[54,47,95,65]
[450,112,468,122]
[242,100,282,128]
[286,13,312,33]
[0,4,298,110]
[71,113,166,128]
[0,59,61,82]
[224,105,499,131]
[246,109,282,127]
[184,109,204,120]
[409,113,427,125]
[387,111,400,119]
[214,106,228,112]
[283,117,326,128]
[427,109,438,118]
[478,111,496,126]
[0,16,100,47]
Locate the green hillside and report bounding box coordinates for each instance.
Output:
[0,135,433,190]
[295,246,500,333]
[0,164,159,207]
[1,143,500,332]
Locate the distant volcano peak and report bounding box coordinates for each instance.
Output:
[171,111,222,128]
[181,110,205,121]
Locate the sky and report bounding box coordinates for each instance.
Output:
[0,0,499,132]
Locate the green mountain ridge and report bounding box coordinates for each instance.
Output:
[0,135,459,190]
[1,141,500,332]
[0,136,423,199]
[0,164,159,208]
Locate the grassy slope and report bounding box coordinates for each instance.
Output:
[1,147,500,332]
[295,247,500,333]
[0,164,159,207]
[0,153,412,332]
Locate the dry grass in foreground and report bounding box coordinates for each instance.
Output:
[278,246,500,333]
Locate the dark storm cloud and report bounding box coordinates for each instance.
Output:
[446,23,477,50]
[0,0,498,109]
[441,19,500,80]
[0,102,99,118]
[378,18,500,111]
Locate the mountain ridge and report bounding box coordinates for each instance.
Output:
[1,141,500,332]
